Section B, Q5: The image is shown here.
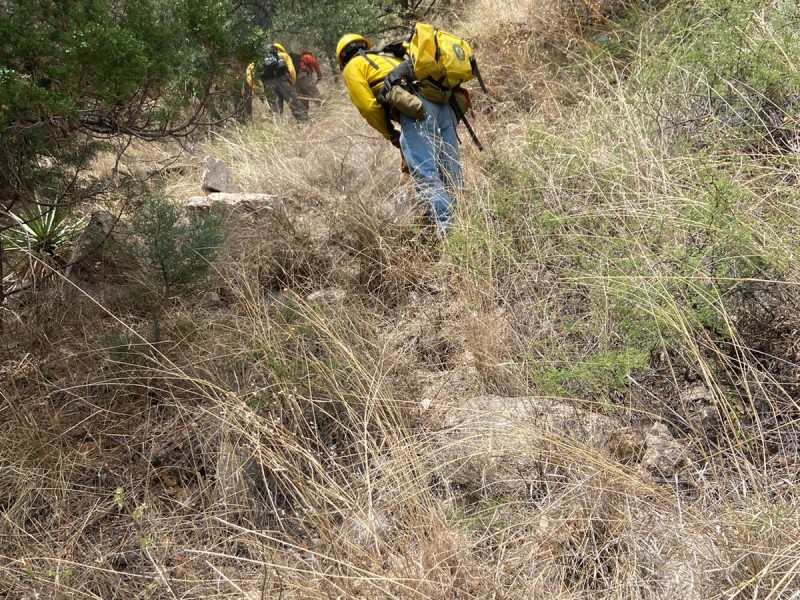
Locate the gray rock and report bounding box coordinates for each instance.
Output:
[64,210,135,285]
[306,288,346,305]
[640,422,692,481]
[431,395,623,497]
[69,210,116,264]
[201,156,232,194]
[186,193,282,216]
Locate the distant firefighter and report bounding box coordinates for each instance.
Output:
[290,51,324,112]
[260,43,307,121]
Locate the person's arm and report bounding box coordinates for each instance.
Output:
[342,57,393,140]
[378,59,415,104]
[308,54,322,78]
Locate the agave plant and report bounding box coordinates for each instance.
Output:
[2,199,86,286]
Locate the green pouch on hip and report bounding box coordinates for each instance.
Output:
[386,86,426,120]
[416,80,451,105]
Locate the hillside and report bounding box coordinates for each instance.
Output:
[3,0,800,598]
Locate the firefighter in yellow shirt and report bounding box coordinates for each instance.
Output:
[336,34,403,144]
[337,34,475,237]
[259,43,307,121]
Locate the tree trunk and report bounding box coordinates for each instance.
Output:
[242,83,253,120]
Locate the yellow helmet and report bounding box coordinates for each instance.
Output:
[336,34,371,70]
[273,43,286,53]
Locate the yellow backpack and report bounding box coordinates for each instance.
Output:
[407,23,485,92]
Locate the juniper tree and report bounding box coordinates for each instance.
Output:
[0,0,255,304]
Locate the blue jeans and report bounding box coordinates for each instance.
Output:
[398,95,462,235]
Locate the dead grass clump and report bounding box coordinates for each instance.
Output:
[725,505,800,599]
[420,392,732,597]
[243,213,333,295]
[330,197,440,305]
[458,0,635,120]
[162,92,405,206]
[725,280,800,446]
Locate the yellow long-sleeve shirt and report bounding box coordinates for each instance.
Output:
[342,52,402,140]
[246,62,258,91]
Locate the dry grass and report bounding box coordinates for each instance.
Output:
[3,0,800,598]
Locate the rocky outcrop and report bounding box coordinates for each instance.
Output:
[186,193,282,216]
[430,395,622,497]
[430,395,697,496]
[64,210,134,285]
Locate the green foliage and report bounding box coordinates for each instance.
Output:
[632,0,800,150]
[101,331,153,366]
[113,486,125,509]
[446,208,519,292]
[273,0,385,47]
[481,109,796,404]
[2,199,86,285]
[0,0,243,130]
[662,161,783,332]
[446,498,513,532]
[532,347,649,399]
[0,0,252,242]
[128,193,225,305]
[239,0,401,57]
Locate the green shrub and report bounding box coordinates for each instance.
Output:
[2,198,85,287]
[633,0,800,151]
[126,192,225,339]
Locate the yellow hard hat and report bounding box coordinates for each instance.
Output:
[273,43,286,53]
[336,34,371,70]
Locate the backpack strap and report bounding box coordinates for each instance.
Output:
[359,49,380,70]
[448,94,483,151]
[357,49,403,141]
[360,49,399,79]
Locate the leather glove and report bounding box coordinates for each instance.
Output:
[389,129,401,149]
[378,79,392,108]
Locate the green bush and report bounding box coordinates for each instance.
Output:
[127,192,225,312]
[632,0,800,151]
